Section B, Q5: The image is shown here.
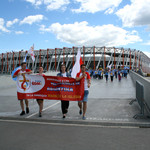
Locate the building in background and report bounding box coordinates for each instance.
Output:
[0,46,150,74]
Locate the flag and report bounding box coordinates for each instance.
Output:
[71,48,83,78]
[107,64,112,70]
[11,66,21,81]
[23,53,28,62]
[11,52,27,81]
[28,45,35,62]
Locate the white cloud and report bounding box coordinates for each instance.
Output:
[25,0,42,7]
[39,21,142,47]
[39,24,51,32]
[143,51,150,58]
[45,0,70,10]
[105,8,115,14]
[116,0,150,27]
[0,18,10,32]
[15,31,24,34]
[72,0,122,13]
[20,15,44,25]
[6,18,19,27]
[25,0,70,10]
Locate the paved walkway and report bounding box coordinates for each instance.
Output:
[1,74,149,125]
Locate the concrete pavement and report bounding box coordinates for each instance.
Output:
[0,74,149,124]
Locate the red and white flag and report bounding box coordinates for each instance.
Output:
[71,48,83,78]
[28,45,35,62]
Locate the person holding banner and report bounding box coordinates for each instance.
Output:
[57,63,71,119]
[36,67,45,117]
[76,64,91,120]
[13,62,32,116]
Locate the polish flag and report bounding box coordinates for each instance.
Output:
[28,45,35,62]
[71,48,83,78]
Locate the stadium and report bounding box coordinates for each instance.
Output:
[0,46,150,74]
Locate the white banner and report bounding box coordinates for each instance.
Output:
[17,74,45,93]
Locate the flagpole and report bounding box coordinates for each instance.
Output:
[32,44,34,73]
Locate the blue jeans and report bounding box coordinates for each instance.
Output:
[80,90,89,102]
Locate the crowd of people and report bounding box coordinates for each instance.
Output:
[87,67,129,82]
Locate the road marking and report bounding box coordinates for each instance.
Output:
[26,101,60,118]
[26,82,97,119]
[0,119,140,129]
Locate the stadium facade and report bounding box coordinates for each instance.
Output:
[0,46,150,74]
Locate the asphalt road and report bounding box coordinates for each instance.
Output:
[0,119,150,150]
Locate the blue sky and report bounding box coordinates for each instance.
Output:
[0,0,150,57]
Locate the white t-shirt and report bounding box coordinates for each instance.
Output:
[62,73,67,77]
[77,72,91,91]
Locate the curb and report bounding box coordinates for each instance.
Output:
[0,116,150,128]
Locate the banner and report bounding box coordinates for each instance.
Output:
[17,75,84,101]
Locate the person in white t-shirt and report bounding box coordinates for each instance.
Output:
[76,64,91,120]
[36,66,45,117]
[57,64,71,119]
[13,62,32,116]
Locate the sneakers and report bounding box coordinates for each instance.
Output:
[63,114,66,119]
[39,112,42,117]
[20,111,25,116]
[26,107,29,114]
[79,110,82,115]
[82,116,86,120]
[20,107,29,116]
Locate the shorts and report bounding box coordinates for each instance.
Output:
[79,90,89,102]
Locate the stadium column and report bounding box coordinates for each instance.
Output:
[114,47,116,69]
[93,46,95,70]
[47,49,49,71]
[72,46,74,66]
[123,48,124,68]
[83,46,85,63]
[55,48,57,71]
[2,53,3,73]
[26,50,27,63]
[138,52,140,69]
[7,52,8,73]
[135,51,137,70]
[13,52,14,70]
[104,46,106,69]
[63,47,65,64]
[141,55,143,71]
[19,51,21,66]
[39,49,41,67]
[130,49,131,70]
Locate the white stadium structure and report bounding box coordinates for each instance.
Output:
[0,46,150,74]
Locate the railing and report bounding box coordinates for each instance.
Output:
[130,71,150,118]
